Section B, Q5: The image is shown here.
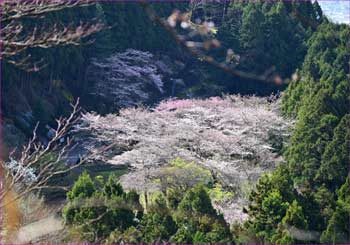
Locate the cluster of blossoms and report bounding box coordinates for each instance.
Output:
[87,49,174,108]
[77,95,293,223]
[5,158,38,185]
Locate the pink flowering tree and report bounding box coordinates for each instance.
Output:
[86,49,176,108]
[77,95,293,223]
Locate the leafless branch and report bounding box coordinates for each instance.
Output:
[1,0,93,21]
[0,99,116,208]
[1,0,103,70]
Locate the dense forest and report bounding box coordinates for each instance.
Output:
[1,0,349,244]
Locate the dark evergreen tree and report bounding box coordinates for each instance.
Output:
[320,178,350,244]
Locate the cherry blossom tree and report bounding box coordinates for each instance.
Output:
[87,49,174,108]
[77,95,293,223]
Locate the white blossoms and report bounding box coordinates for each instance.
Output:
[6,158,38,184]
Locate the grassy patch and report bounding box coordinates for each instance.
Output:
[92,168,128,181]
[208,183,234,203]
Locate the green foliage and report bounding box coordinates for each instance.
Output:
[64,171,233,244]
[218,1,309,78]
[7,1,349,243]
[106,226,142,244]
[102,175,124,198]
[177,185,216,216]
[153,158,214,192]
[63,173,139,242]
[272,200,308,244]
[246,166,294,228]
[247,14,350,244]
[246,178,290,243]
[172,185,233,244]
[185,0,317,97]
[320,178,350,243]
[67,171,96,201]
[316,115,350,190]
[166,187,184,210]
[141,195,177,244]
[262,191,289,224]
[282,22,349,117]
[239,4,266,73]
[208,183,234,203]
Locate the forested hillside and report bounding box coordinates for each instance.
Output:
[1,0,349,244]
[2,1,320,152]
[2,2,186,153]
[246,21,350,244]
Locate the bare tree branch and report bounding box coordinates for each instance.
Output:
[1,0,103,70]
[0,99,116,208]
[1,0,93,22]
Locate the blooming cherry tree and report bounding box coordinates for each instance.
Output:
[77,95,293,223]
[87,49,175,108]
